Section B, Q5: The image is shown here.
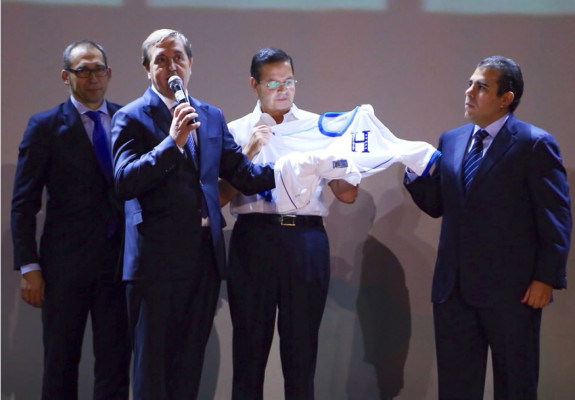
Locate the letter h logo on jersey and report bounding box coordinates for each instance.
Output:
[351,130,370,153]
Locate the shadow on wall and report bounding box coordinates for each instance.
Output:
[1,163,48,399]
[356,233,411,400]
[537,167,575,399]
[317,187,411,400]
[198,291,222,399]
[369,185,438,400]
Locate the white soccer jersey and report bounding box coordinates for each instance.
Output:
[266,105,441,212]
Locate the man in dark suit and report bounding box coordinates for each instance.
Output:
[11,40,131,399]
[404,56,571,400]
[112,29,276,400]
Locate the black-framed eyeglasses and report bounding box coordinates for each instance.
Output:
[66,66,109,78]
[262,79,297,90]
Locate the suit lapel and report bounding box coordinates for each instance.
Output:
[61,100,101,170]
[190,98,210,175]
[454,126,474,198]
[143,88,173,141]
[106,101,121,117]
[62,99,89,142]
[455,129,472,178]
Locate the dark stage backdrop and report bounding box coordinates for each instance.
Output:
[2,1,575,399]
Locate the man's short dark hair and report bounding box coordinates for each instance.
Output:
[250,47,294,83]
[477,55,524,113]
[63,40,108,69]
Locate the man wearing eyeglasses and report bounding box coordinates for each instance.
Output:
[10,40,131,399]
[220,47,358,400]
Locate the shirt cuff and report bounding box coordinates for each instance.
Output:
[21,263,41,275]
[405,167,419,182]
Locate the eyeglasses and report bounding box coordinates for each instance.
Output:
[262,79,297,90]
[66,66,109,78]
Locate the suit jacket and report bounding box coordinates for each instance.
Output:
[405,114,571,307]
[112,87,275,281]
[11,99,123,283]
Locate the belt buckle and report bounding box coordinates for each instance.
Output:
[279,214,296,226]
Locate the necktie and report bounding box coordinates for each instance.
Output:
[462,129,488,191]
[186,133,199,168]
[86,110,117,237]
[86,111,113,183]
[186,133,208,218]
[170,105,199,166]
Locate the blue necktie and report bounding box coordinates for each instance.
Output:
[186,133,208,218]
[463,130,488,191]
[86,110,117,236]
[186,133,199,168]
[86,111,113,183]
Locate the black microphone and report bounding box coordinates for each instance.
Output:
[168,75,197,124]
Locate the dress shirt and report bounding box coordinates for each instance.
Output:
[465,113,509,155]
[73,96,112,147]
[227,102,328,216]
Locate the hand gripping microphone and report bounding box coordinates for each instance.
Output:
[168,75,197,124]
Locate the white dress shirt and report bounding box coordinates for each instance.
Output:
[227,102,328,216]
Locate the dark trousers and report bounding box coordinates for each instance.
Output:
[41,247,130,400]
[126,232,220,400]
[227,215,330,400]
[434,284,541,400]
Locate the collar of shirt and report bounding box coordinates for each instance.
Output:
[249,100,304,127]
[71,96,111,141]
[471,113,510,152]
[473,113,510,139]
[151,85,187,112]
[71,95,109,117]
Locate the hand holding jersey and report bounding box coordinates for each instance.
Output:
[243,125,273,160]
[274,149,361,211]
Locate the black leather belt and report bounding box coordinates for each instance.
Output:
[237,213,323,227]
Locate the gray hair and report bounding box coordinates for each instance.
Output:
[141,29,192,67]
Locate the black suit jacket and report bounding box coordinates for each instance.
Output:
[11,99,123,283]
[405,114,571,307]
[112,87,275,281]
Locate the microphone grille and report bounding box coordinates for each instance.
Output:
[168,75,183,89]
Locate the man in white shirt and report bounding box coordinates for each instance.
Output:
[221,47,358,400]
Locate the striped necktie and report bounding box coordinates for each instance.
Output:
[462,129,488,191]
[186,133,199,168]
[186,133,208,218]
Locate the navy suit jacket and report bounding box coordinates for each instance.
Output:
[112,87,275,281]
[11,99,123,282]
[405,114,571,307]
